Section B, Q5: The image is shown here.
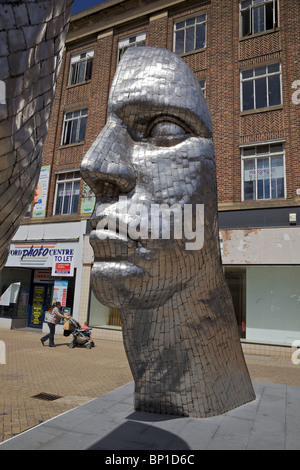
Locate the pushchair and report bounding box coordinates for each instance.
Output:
[64,317,94,349]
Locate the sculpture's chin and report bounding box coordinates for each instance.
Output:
[90,261,179,310]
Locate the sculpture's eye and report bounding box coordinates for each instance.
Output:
[150,122,186,138]
[145,118,192,147]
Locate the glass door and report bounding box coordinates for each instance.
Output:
[28,284,48,328]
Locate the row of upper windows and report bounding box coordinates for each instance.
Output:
[68,0,279,86]
[43,141,285,218]
[25,139,282,218]
[62,61,282,146]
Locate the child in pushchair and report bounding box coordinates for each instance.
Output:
[64,317,94,349]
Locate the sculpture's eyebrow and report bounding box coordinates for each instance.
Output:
[113,102,212,139]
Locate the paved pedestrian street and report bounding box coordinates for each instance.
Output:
[0,328,132,443]
[1,328,300,444]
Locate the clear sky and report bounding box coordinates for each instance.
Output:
[72,0,108,15]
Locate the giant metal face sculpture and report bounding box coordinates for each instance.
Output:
[0,0,73,269]
[81,47,255,417]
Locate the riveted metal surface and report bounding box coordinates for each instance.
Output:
[81,47,255,418]
[0,0,74,269]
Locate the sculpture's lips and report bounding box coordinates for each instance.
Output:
[91,228,132,243]
[89,227,151,263]
[89,228,133,259]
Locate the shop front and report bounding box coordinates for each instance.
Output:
[0,221,86,330]
[220,226,300,346]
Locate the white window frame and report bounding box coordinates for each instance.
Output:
[240,63,282,111]
[174,13,207,55]
[240,0,279,37]
[53,170,81,216]
[69,50,94,86]
[118,33,146,62]
[241,141,286,201]
[61,108,88,146]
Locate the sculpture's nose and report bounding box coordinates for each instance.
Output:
[81,118,136,196]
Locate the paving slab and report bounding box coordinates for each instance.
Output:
[1,381,300,450]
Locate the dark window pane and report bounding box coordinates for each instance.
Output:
[257,178,270,199]
[241,0,251,8]
[268,74,281,106]
[244,159,256,200]
[78,116,87,142]
[257,158,270,199]
[271,156,284,198]
[175,21,185,30]
[256,144,269,154]
[63,182,72,214]
[77,61,85,83]
[255,66,266,76]
[186,18,195,26]
[70,119,78,143]
[185,27,195,53]
[270,143,283,153]
[244,181,255,200]
[70,64,77,85]
[71,183,80,213]
[241,8,251,36]
[86,58,93,80]
[272,178,284,198]
[255,77,267,108]
[274,0,278,27]
[253,5,265,34]
[63,198,69,214]
[197,14,206,23]
[55,190,63,215]
[242,69,253,79]
[268,63,280,73]
[243,80,254,110]
[266,1,274,30]
[196,23,206,49]
[175,30,184,54]
[71,195,79,214]
[64,121,72,145]
[243,146,256,157]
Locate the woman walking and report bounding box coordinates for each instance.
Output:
[41,302,71,347]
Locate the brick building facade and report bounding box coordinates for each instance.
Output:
[1,0,300,348]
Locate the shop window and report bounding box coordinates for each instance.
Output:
[240,0,278,37]
[225,268,246,339]
[89,290,122,330]
[118,33,146,62]
[0,268,31,319]
[69,50,94,86]
[224,265,300,346]
[54,171,81,215]
[61,108,88,146]
[242,142,285,201]
[241,63,282,111]
[174,14,207,55]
